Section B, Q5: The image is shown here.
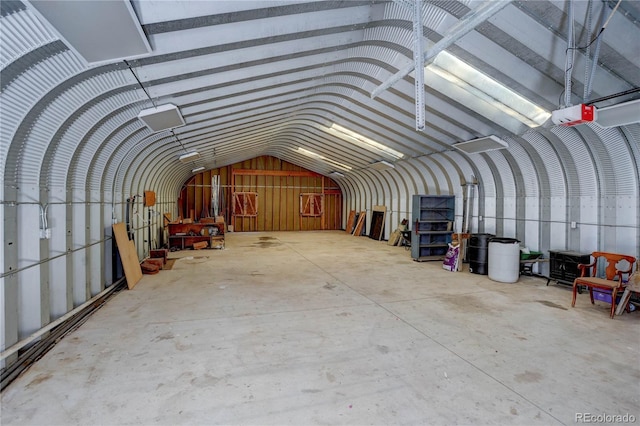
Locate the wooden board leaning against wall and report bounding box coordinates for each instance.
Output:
[178,156,342,232]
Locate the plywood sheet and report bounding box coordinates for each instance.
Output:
[346,210,356,234]
[388,229,401,246]
[163,213,172,227]
[112,222,142,289]
[352,211,366,236]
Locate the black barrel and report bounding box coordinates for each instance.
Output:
[468,233,494,275]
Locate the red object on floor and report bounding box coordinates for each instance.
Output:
[140,261,160,274]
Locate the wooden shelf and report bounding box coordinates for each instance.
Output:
[168,221,225,250]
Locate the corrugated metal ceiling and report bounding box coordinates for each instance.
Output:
[3,1,635,178]
[1,0,638,223]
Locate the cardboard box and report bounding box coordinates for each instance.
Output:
[210,237,225,249]
[192,241,208,250]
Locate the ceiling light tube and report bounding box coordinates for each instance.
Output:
[295,147,352,171]
[369,160,395,171]
[328,124,405,159]
[296,147,322,159]
[191,166,205,173]
[428,52,551,128]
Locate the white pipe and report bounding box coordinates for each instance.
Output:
[413,0,425,131]
[465,182,475,233]
[461,183,468,233]
[564,0,575,107]
[39,203,47,230]
[601,0,622,30]
[583,0,593,102]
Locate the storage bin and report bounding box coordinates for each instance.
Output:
[592,290,621,305]
[488,237,520,283]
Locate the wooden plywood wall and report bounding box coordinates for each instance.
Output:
[179,156,342,232]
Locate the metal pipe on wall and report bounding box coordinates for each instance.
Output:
[465,182,475,233]
[0,237,113,279]
[461,176,477,234]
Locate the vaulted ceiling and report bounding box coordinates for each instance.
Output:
[2,0,638,199]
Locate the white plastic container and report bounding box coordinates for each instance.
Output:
[488,238,521,283]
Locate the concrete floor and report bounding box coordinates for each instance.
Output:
[2,231,639,425]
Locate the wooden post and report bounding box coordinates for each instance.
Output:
[321,176,325,230]
[231,168,235,231]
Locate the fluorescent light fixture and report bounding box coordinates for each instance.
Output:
[453,135,508,154]
[427,52,551,128]
[138,104,185,132]
[26,0,151,64]
[296,147,352,171]
[192,166,205,173]
[327,123,405,160]
[328,171,345,178]
[179,151,200,163]
[595,99,640,128]
[369,160,395,171]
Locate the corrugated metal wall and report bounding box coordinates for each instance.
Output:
[1,1,638,364]
[339,129,639,262]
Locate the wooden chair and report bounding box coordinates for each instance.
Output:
[572,252,636,318]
